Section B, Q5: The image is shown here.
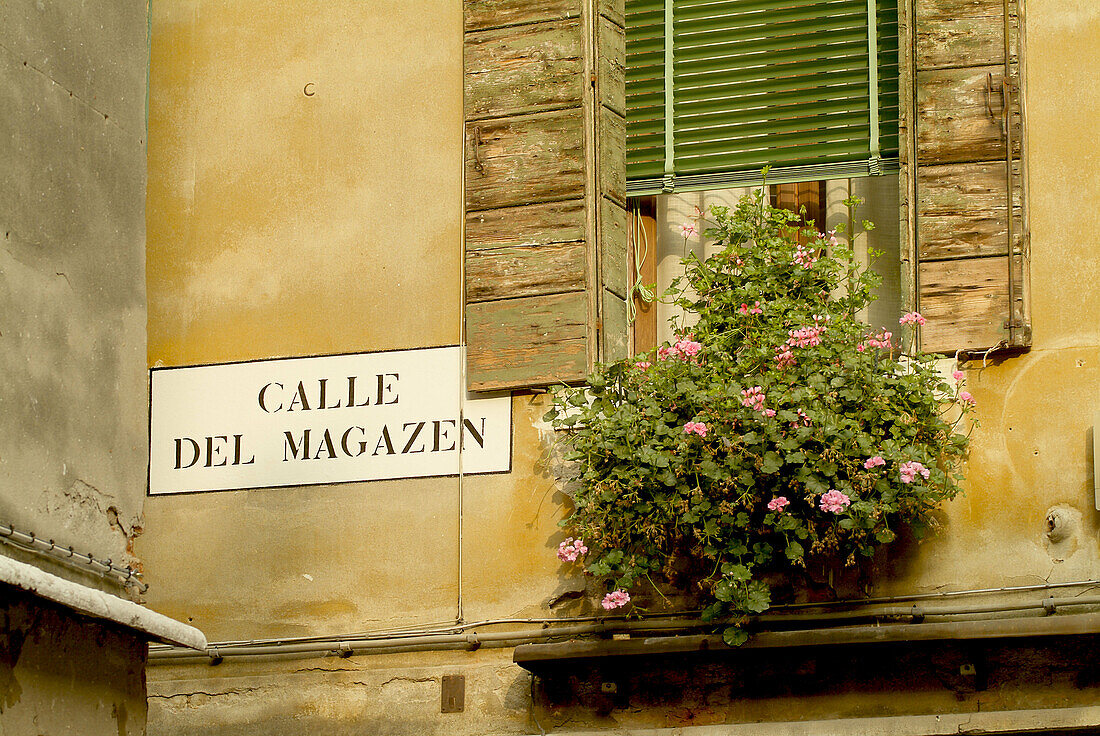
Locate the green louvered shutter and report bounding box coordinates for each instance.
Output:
[626,0,900,195]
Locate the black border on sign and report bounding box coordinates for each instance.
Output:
[146,344,514,497]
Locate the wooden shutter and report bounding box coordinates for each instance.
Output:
[907,0,1029,353]
[464,0,628,391]
[626,0,901,195]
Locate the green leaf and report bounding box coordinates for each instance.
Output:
[743,580,771,613]
[722,564,750,582]
[785,541,804,562]
[723,626,749,647]
[701,602,725,622]
[588,561,611,576]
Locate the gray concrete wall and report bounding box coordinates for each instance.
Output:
[1,586,148,736]
[0,0,150,588]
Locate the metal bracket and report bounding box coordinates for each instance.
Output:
[985,72,1006,121]
[472,126,485,173]
[441,674,465,713]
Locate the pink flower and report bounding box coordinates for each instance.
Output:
[819,490,851,513]
[635,361,652,370]
[677,338,702,357]
[774,346,796,369]
[601,589,631,610]
[767,496,790,512]
[557,538,589,563]
[657,336,703,363]
[787,325,826,348]
[794,244,817,269]
[959,391,975,405]
[899,461,930,484]
[863,330,893,350]
[953,370,965,381]
[683,421,708,438]
[792,409,811,427]
[680,222,697,238]
[762,409,776,418]
[899,311,926,326]
[737,301,764,317]
[863,455,886,470]
[741,386,766,413]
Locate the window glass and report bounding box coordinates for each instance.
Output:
[629,175,901,351]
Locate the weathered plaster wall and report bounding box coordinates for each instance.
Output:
[138,0,480,642]
[147,641,1100,736]
[1,587,148,736]
[0,1,150,581]
[145,0,463,366]
[143,0,1100,734]
[873,0,1100,596]
[139,1,573,728]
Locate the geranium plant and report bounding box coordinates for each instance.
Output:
[546,189,972,645]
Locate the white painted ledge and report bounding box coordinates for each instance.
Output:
[0,554,206,650]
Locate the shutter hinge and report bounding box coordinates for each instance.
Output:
[985,72,1007,120]
[661,174,675,192]
[1004,320,1031,345]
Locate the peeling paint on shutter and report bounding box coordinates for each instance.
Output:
[464,0,627,391]
[907,0,1030,354]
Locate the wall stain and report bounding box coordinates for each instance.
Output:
[112,701,127,736]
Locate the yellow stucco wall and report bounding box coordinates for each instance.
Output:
[141,0,470,638]
[140,0,569,645]
[141,0,1100,733]
[146,0,462,366]
[873,0,1100,595]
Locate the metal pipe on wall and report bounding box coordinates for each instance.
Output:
[0,520,148,592]
[149,593,1100,663]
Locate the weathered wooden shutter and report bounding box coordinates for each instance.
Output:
[464,0,628,391]
[907,0,1029,353]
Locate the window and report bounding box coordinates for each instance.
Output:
[628,177,902,354]
[625,0,900,194]
[625,0,902,353]
[459,0,1029,391]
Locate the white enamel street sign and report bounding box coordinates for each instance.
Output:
[149,346,512,494]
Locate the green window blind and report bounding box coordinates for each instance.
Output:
[626,0,900,195]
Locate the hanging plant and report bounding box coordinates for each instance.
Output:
[545,189,973,645]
